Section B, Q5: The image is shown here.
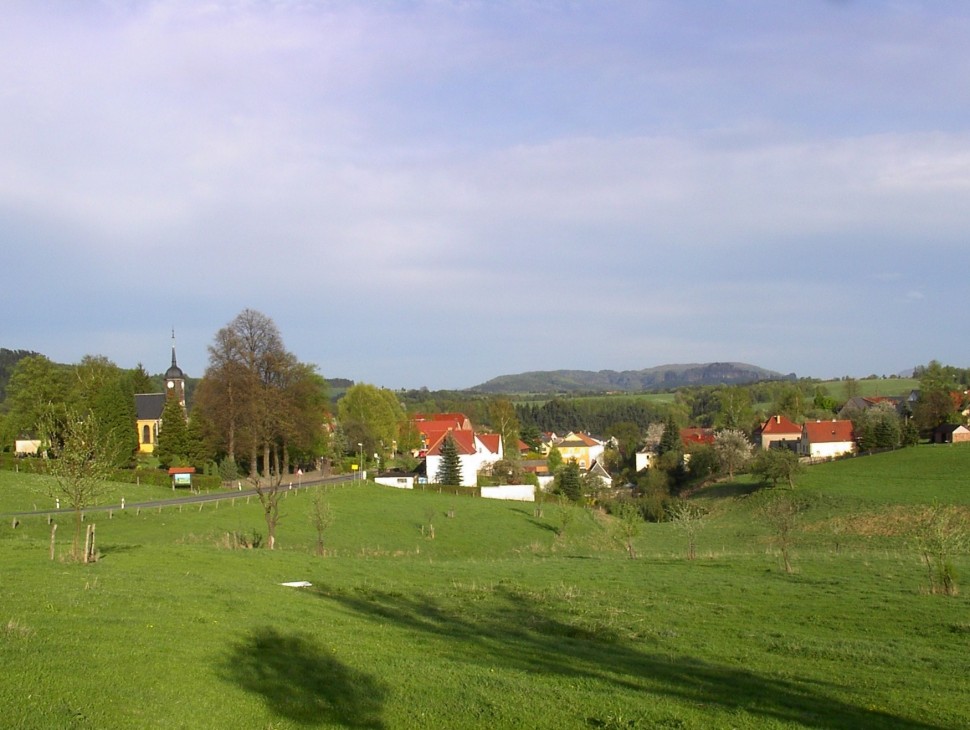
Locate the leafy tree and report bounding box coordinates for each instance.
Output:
[337,384,404,459]
[913,360,962,435]
[750,448,803,489]
[43,412,118,561]
[715,387,754,430]
[555,459,583,502]
[435,435,462,486]
[546,445,563,474]
[611,501,641,559]
[2,355,69,439]
[713,429,753,480]
[487,397,520,456]
[91,376,138,467]
[195,309,327,547]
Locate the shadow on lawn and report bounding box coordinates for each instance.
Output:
[221,627,387,729]
[313,584,943,730]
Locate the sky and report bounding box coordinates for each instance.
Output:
[2,1,968,390]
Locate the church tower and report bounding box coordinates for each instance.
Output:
[164,330,186,409]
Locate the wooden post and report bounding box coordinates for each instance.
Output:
[50,523,57,561]
[83,524,92,564]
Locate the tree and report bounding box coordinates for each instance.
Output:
[611,501,642,558]
[913,360,961,435]
[546,446,563,474]
[715,387,754,430]
[435,435,462,486]
[156,397,190,468]
[196,309,327,547]
[2,355,69,440]
[656,413,682,458]
[750,448,803,489]
[713,429,753,480]
[91,376,138,467]
[667,500,707,560]
[555,459,583,502]
[487,398,520,456]
[759,493,807,574]
[43,412,117,561]
[337,384,403,459]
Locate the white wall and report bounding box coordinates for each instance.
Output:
[481,484,535,502]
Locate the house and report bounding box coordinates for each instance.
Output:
[801,419,856,458]
[424,428,504,487]
[374,468,417,489]
[932,423,970,444]
[839,396,905,418]
[634,447,657,471]
[680,427,715,448]
[555,432,604,469]
[586,460,613,490]
[757,415,802,451]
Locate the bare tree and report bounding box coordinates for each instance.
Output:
[667,500,707,560]
[759,494,806,574]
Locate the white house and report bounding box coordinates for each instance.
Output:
[801,420,856,458]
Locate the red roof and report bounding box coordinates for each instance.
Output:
[477,433,502,456]
[761,415,801,435]
[426,429,478,456]
[680,428,715,446]
[802,419,854,443]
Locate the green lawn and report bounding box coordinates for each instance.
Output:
[1,447,968,729]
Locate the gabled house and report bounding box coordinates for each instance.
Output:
[801,419,855,458]
[556,432,605,470]
[757,415,802,451]
[586,460,613,490]
[424,428,504,487]
[933,423,970,444]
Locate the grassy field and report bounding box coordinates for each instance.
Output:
[814,377,919,401]
[1,446,968,729]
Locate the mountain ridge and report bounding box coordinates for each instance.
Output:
[468,362,795,394]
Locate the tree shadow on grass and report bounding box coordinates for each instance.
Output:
[221,627,387,728]
[312,584,944,730]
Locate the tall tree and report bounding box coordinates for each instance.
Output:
[555,459,583,502]
[435,435,462,486]
[2,355,70,439]
[195,309,327,548]
[337,383,404,458]
[155,397,190,468]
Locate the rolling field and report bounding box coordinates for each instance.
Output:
[1,447,968,729]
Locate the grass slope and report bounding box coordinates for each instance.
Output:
[1,447,968,729]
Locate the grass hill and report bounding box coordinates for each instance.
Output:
[0,446,968,728]
[470,361,794,394]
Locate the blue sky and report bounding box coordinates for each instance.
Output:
[2,1,968,389]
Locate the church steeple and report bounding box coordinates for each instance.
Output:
[164,329,186,408]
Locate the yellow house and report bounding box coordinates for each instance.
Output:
[555,432,604,470]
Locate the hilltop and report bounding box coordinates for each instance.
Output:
[469,361,795,394]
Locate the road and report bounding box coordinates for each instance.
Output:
[1,472,357,519]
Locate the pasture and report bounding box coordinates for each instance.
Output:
[0,446,968,729]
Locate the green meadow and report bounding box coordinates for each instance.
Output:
[1,447,968,729]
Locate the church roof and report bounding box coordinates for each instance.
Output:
[164,343,185,380]
[135,393,166,420]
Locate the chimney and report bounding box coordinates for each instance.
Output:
[775,415,781,424]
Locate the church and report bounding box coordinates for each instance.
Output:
[135,336,187,455]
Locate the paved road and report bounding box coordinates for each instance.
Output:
[1,472,357,519]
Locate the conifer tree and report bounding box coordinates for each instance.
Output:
[435,435,462,486]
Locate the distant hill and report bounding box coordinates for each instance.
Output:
[469,362,795,394]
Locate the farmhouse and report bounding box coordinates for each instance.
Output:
[757,414,802,450]
[801,419,856,459]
